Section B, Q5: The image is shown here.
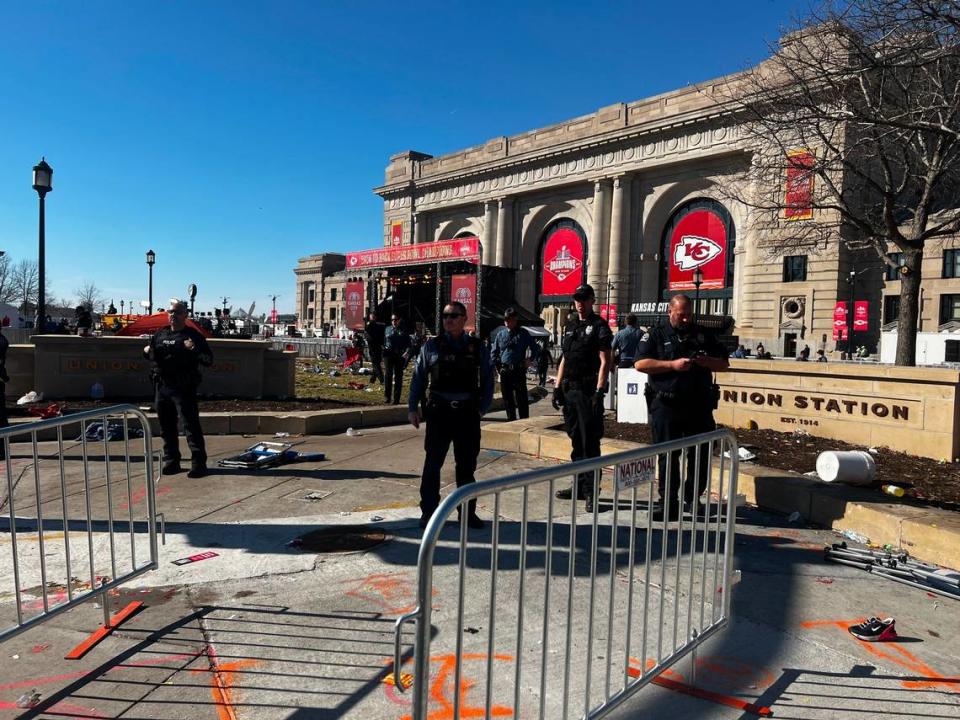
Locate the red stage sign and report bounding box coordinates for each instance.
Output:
[450,274,477,332]
[854,300,869,332]
[541,227,584,297]
[668,209,728,291]
[344,281,365,330]
[832,301,847,341]
[785,149,815,221]
[390,220,404,247]
[347,237,479,270]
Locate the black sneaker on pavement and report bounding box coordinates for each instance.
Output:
[162,462,182,476]
[186,465,207,479]
[555,486,588,501]
[651,505,680,522]
[848,617,897,642]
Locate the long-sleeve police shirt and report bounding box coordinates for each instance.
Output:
[383,325,412,356]
[490,326,540,367]
[408,333,495,415]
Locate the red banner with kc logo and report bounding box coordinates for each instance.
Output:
[668,209,728,291]
[344,281,365,330]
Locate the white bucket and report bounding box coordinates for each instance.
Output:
[815,451,876,485]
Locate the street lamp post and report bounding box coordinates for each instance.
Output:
[847,269,856,359]
[693,267,705,327]
[32,158,53,333]
[146,250,156,313]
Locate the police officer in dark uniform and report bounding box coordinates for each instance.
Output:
[409,301,494,529]
[364,312,386,385]
[383,313,412,404]
[552,284,613,511]
[490,307,539,421]
[634,294,729,520]
[144,299,213,478]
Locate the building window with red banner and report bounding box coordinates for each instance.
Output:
[660,199,736,315]
[538,219,587,305]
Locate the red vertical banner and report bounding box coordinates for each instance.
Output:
[599,304,618,330]
[390,220,404,247]
[785,149,815,220]
[832,301,847,341]
[668,209,728,290]
[450,274,477,332]
[541,227,585,297]
[344,281,365,329]
[853,301,869,332]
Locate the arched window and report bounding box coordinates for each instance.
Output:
[660,199,736,316]
[538,218,587,306]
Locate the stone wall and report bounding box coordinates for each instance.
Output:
[5,336,295,401]
[715,360,960,461]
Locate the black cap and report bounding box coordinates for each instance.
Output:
[573,284,595,300]
[504,307,518,319]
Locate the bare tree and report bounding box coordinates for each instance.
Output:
[74,281,103,311]
[0,254,15,305]
[10,259,39,318]
[719,0,960,365]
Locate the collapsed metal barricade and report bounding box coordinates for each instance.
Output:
[0,405,160,642]
[394,429,739,719]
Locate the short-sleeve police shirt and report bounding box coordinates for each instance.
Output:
[561,312,613,380]
[635,323,728,397]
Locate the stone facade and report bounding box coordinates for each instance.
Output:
[372,63,960,355]
[293,253,346,335]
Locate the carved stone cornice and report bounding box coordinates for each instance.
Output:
[380,120,745,213]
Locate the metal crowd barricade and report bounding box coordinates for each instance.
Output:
[0,405,160,643]
[393,429,739,719]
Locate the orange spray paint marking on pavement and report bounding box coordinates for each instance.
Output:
[801,618,959,693]
[191,645,258,720]
[343,572,436,615]
[397,653,514,720]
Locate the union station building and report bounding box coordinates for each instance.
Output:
[294,58,960,357]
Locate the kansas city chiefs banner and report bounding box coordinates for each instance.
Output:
[390,220,403,247]
[541,227,584,297]
[450,274,477,332]
[854,301,869,332]
[668,209,728,291]
[344,281,365,330]
[833,301,847,341]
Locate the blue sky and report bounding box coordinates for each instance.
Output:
[0,1,806,314]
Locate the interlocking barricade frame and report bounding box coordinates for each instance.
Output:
[394,429,739,719]
[0,405,159,642]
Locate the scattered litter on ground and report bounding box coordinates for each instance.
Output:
[345,427,359,437]
[339,511,352,516]
[77,420,144,442]
[16,391,41,405]
[463,627,480,634]
[347,381,365,390]
[11,653,19,660]
[803,471,820,479]
[328,369,341,377]
[286,537,303,548]
[817,450,876,485]
[841,529,870,544]
[171,551,219,566]
[825,542,960,601]
[274,431,290,438]
[788,511,803,523]
[15,690,41,708]
[218,441,325,470]
[30,644,49,653]
[370,515,384,521]
[383,672,414,689]
[882,484,905,497]
[868,447,879,454]
[815,576,834,584]
[724,446,756,462]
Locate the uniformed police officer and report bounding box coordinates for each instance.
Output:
[409,301,495,529]
[383,313,412,404]
[490,308,539,421]
[144,299,213,478]
[612,314,642,368]
[364,312,386,385]
[552,284,613,511]
[634,294,729,520]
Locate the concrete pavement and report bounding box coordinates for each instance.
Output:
[1,407,959,718]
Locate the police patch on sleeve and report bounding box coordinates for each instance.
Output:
[641,332,649,342]
[585,325,593,335]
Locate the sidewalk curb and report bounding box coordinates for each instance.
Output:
[479,416,960,569]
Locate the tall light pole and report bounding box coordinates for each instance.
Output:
[693,267,704,327]
[146,249,156,313]
[32,158,53,333]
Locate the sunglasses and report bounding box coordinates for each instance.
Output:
[442,312,463,319]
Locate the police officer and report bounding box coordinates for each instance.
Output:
[553,284,612,511]
[634,294,729,520]
[383,313,412,404]
[364,312,386,385]
[408,301,494,529]
[490,308,539,421]
[612,314,642,368]
[144,299,213,478]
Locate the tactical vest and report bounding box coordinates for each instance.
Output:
[561,315,604,378]
[430,335,482,397]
